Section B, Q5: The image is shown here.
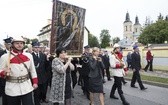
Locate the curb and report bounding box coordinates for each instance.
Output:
[125,77,168,88]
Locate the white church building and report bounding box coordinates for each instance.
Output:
[119,12,142,48]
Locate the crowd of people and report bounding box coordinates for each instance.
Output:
[0,36,151,105]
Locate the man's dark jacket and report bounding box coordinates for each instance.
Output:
[131,52,141,70]
[32,52,47,84]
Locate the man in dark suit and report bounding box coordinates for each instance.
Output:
[130,45,147,90]
[0,37,13,105]
[81,45,92,100]
[102,50,111,81]
[31,41,48,105]
[0,37,13,56]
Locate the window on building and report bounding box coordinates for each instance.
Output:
[125,26,127,31]
[136,28,137,32]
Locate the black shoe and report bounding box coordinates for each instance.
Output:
[86,94,90,100]
[54,102,59,105]
[110,95,119,99]
[78,83,81,86]
[108,78,112,81]
[40,100,43,103]
[123,82,127,85]
[123,101,130,105]
[131,86,138,88]
[119,94,130,105]
[141,87,147,90]
[42,99,49,103]
[143,68,147,72]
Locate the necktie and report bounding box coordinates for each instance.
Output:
[36,53,39,58]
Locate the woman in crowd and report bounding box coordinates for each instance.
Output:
[88,47,105,105]
[49,48,74,105]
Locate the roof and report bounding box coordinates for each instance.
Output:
[134,16,141,25]
[124,12,132,23]
[39,39,49,43]
[37,29,51,36]
[41,24,51,30]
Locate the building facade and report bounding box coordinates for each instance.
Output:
[123,12,142,42]
[119,12,142,48]
[37,19,51,47]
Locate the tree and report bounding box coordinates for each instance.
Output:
[88,33,100,47]
[31,38,39,43]
[138,19,168,45]
[100,29,111,48]
[25,38,31,44]
[112,37,120,45]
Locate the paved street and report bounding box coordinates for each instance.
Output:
[1,79,168,105]
[69,80,168,105]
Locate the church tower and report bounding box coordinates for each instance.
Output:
[123,12,133,40]
[119,12,142,48]
[133,16,141,41]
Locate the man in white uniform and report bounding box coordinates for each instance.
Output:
[0,37,38,105]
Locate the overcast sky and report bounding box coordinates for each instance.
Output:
[0,0,168,44]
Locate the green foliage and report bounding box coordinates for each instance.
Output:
[23,44,28,49]
[112,37,120,45]
[88,33,100,47]
[100,29,111,48]
[138,19,168,45]
[31,38,39,43]
[26,38,31,44]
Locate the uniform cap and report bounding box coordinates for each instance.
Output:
[32,41,40,47]
[113,43,120,48]
[84,45,90,49]
[133,45,138,49]
[11,37,25,44]
[3,37,13,44]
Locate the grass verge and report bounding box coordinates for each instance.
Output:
[125,73,168,84]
